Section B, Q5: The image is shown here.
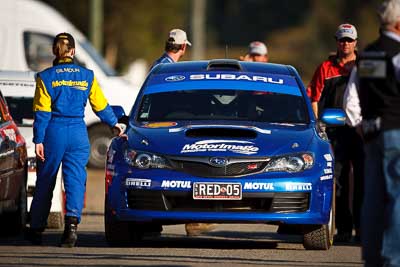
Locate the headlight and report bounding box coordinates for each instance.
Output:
[124,149,170,169]
[264,153,314,173]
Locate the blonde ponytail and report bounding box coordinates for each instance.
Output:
[53,39,72,58]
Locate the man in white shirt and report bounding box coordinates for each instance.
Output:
[343,0,400,265]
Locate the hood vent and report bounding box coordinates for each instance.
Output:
[207,59,242,71]
[185,128,257,138]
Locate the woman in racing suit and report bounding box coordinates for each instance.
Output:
[26,32,123,247]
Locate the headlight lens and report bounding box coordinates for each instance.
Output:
[264,153,314,173]
[124,149,170,169]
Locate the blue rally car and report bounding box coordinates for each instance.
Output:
[105,59,345,250]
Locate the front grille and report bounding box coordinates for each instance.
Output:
[168,158,268,177]
[127,190,166,210]
[127,189,309,213]
[271,193,310,213]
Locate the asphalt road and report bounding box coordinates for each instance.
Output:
[0,169,363,267]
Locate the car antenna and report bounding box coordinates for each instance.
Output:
[225,44,228,58]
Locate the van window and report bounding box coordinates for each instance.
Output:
[23,32,54,72]
[4,96,34,126]
[23,32,86,72]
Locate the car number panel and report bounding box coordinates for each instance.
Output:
[193,182,242,200]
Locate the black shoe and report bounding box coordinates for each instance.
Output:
[24,227,43,245]
[60,216,78,248]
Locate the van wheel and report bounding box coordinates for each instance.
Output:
[0,178,27,236]
[88,124,113,169]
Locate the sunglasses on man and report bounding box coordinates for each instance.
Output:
[338,37,356,43]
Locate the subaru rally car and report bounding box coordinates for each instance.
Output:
[105,59,345,250]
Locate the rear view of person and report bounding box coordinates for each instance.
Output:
[150,29,191,69]
[25,33,123,247]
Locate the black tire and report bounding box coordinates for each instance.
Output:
[47,211,64,229]
[104,198,143,247]
[303,183,336,250]
[88,124,113,169]
[0,176,27,236]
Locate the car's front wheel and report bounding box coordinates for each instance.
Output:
[0,175,27,236]
[303,184,336,250]
[104,198,143,247]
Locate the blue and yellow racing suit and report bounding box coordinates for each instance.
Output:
[30,57,117,228]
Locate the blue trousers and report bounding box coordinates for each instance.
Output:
[30,118,90,229]
[362,129,400,267]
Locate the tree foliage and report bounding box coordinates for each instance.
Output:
[41,0,383,82]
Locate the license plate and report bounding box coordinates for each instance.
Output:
[193,182,242,200]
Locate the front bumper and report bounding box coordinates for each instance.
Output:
[106,168,334,225]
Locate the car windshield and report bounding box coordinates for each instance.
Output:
[137,89,308,123]
[4,96,34,126]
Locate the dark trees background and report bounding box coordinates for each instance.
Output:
[41,0,382,82]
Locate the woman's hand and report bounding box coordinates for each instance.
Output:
[35,143,45,162]
[113,123,127,138]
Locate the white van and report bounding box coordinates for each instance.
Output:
[0,0,144,168]
[0,70,64,229]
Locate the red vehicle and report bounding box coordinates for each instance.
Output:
[0,89,27,235]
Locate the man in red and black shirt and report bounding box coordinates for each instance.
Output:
[307,23,364,243]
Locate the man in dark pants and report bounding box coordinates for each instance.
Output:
[307,23,364,243]
[346,0,400,264]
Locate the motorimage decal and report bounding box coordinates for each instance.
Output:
[181,140,259,155]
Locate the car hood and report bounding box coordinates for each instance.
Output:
[126,121,315,156]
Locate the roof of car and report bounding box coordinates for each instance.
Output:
[150,59,297,76]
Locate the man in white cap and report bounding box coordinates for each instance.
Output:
[307,23,364,244]
[150,28,216,237]
[240,41,268,62]
[150,29,191,69]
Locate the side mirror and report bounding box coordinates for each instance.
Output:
[111,105,129,125]
[320,108,346,126]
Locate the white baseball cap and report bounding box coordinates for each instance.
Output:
[335,24,358,40]
[168,29,192,46]
[248,41,268,56]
